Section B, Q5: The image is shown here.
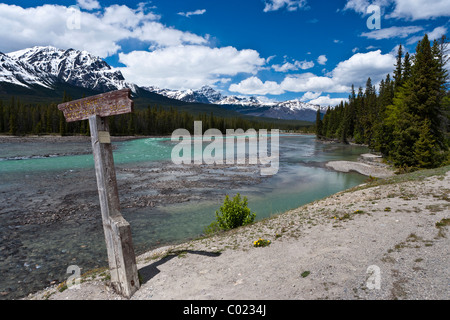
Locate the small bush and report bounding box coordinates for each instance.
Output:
[205,193,256,233]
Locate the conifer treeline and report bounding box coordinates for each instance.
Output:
[316,34,450,169]
[0,95,300,136]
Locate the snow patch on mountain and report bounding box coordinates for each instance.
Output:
[3,46,137,93]
[143,85,321,121]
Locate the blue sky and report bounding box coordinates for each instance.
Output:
[0,0,449,106]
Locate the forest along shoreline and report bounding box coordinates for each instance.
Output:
[24,164,450,300]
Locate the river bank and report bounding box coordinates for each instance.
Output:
[25,165,450,300]
[0,134,152,144]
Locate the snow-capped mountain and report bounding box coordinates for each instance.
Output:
[145,85,223,104]
[0,52,55,88]
[1,45,320,121]
[144,86,321,121]
[2,46,137,93]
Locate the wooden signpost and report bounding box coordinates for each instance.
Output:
[58,89,140,298]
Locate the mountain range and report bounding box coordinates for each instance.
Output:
[0,46,321,122]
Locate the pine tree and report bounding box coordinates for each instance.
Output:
[59,111,66,136]
[393,44,403,90]
[0,100,3,133]
[414,118,441,168]
[315,107,323,138]
[402,52,412,83]
[406,35,445,149]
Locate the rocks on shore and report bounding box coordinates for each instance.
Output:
[326,153,394,178]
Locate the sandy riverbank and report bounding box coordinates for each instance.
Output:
[25,165,450,300]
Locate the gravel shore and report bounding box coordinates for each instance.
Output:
[25,166,450,300]
[326,158,395,179]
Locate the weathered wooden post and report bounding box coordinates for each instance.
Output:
[58,89,140,298]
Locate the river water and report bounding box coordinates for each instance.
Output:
[0,134,368,299]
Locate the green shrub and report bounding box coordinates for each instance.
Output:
[206,193,256,233]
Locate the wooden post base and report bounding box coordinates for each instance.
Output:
[89,115,140,299]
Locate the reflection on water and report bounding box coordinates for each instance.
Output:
[0,134,368,299]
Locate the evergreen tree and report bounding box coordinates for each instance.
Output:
[59,111,66,136]
[9,113,17,135]
[414,118,440,168]
[393,44,403,89]
[406,35,445,150]
[0,100,3,133]
[402,52,412,83]
[315,107,323,138]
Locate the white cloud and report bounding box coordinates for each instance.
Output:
[344,0,450,20]
[361,26,423,40]
[272,62,297,72]
[300,91,322,102]
[77,0,100,11]
[131,22,207,48]
[281,73,349,93]
[317,55,327,65]
[272,59,314,72]
[178,9,206,18]
[308,95,349,107]
[102,4,160,29]
[229,50,396,96]
[0,4,203,58]
[343,0,392,15]
[263,0,308,12]
[119,46,266,90]
[406,26,448,45]
[427,26,448,41]
[229,76,285,95]
[331,50,396,87]
[388,0,450,20]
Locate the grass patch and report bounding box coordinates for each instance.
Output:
[300,271,311,278]
[435,218,450,238]
[345,165,450,193]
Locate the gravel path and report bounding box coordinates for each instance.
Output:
[25,167,450,300]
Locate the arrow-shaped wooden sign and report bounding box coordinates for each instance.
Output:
[58,88,134,122]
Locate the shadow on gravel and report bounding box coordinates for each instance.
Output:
[138,250,221,284]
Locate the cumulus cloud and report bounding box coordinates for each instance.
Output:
[0,3,183,57]
[178,9,206,17]
[131,22,207,48]
[308,95,349,107]
[387,0,450,20]
[281,73,349,93]
[229,50,396,96]
[263,0,308,12]
[317,55,327,65]
[343,0,391,15]
[77,0,101,11]
[272,59,314,72]
[119,46,266,90]
[229,76,285,95]
[331,50,396,87]
[344,0,450,20]
[300,91,322,102]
